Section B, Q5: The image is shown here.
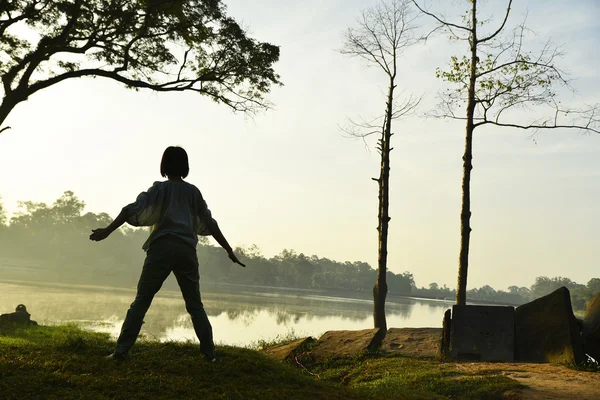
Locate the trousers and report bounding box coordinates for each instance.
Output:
[114,236,215,358]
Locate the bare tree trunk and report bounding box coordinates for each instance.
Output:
[374,80,395,332]
[456,0,478,306]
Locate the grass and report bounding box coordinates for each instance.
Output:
[565,358,600,373]
[0,325,524,400]
[250,328,304,350]
[306,354,523,400]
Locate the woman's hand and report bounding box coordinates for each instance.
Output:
[228,251,246,267]
[90,228,112,242]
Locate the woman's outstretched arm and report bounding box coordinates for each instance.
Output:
[208,221,246,267]
[89,209,128,241]
[90,183,161,242]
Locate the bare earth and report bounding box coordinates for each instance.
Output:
[453,362,600,400]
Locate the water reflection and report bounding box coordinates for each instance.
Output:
[0,281,450,346]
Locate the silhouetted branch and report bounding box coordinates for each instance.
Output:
[411,1,470,33]
[478,0,513,44]
[341,93,421,139]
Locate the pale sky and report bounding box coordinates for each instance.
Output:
[0,0,599,291]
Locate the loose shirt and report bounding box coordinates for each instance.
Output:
[122,180,216,250]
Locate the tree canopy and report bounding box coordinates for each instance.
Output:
[0,0,282,131]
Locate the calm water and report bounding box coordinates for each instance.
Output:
[0,281,450,347]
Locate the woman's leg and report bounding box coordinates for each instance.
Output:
[114,244,172,356]
[173,248,215,360]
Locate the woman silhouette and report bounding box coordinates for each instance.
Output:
[90,146,244,361]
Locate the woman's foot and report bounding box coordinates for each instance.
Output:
[105,352,127,361]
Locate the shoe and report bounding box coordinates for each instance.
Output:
[204,355,216,362]
[105,352,127,361]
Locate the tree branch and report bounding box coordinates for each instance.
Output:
[479,120,600,134]
[411,0,471,33]
[478,0,513,44]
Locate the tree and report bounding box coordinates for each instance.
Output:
[587,278,600,297]
[413,0,600,305]
[0,0,282,133]
[340,0,421,333]
[0,195,6,226]
[51,191,85,224]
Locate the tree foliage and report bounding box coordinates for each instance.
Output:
[0,195,6,226]
[0,0,282,130]
[415,277,596,314]
[433,20,599,132]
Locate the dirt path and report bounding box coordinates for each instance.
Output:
[454,362,600,400]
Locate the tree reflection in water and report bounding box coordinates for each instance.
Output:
[0,282,449,346]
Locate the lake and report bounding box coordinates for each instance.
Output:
[0,280,450,347]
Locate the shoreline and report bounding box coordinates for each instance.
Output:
[0,278,518,308]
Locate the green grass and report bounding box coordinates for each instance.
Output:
[565,358,600,373]
[250,328,303,350]
[0,325,524,400]
[306,354,523,400]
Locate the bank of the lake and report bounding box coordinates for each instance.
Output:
[0,325,523,400]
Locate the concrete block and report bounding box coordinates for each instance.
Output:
[450,305,515,362]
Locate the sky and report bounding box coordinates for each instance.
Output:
[0,0,599,291]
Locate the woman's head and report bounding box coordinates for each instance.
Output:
[160,146,189,178]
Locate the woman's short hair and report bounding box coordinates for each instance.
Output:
[160,146,189,178]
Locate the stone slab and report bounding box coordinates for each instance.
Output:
[310,328,381,361]
[515,287,584,364]
[380,328,442,358]
[261,337,316,362]
[582,291,600,360]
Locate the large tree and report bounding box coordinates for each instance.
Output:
[413,0,600,305]
[0,0,281,133]
[341,0,421,332]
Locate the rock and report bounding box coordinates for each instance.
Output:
[450,305,515,362]
[262,337,316,362]
[515,287,584,364]
[0,304,38,327]
[310,328,381,361]
[380,328,442,358]
[583,291,600,361]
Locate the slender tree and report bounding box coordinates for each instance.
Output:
[0,0,282,133]
[341,0,421,332]
[413,0,600,304]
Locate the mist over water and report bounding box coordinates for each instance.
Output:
[1,281,449,347]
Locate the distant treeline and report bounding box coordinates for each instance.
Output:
[0,192,598,312]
